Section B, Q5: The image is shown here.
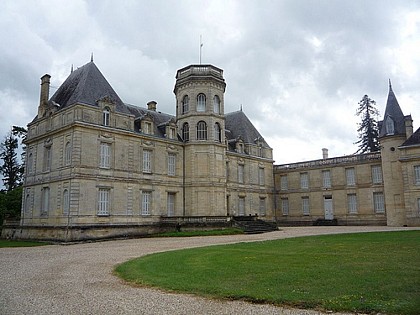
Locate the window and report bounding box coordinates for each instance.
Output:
[98,188,110,215]
[41,187,50,215]
[168,153,176,176]
[64,141,72,165]
[214,123,221,142]
[281,198,289,215]
[385,116,394,135]
[348,194,357,214]
[167,193,175,216]
[168,127,176,139]
[322,170,331,188]
[103,107,110,126]
[183,122,189,142]
[197,93,206,112]
[302,197,310,215]
[63,189,70,215]
[100,143,111,168]
[280,175,288,191]
[24,191,31,213]
[417,198,420,216]
[238,197,245,215]
[300,173,309,189]
[238,164,244,183]
[258,167,265,185]
[346,168,356,186]
[197,121,207,140]
[143,121,152,135]
[373,192,385,213]
[372,165,383,184]
[27,152,33,174]
[213,95,220,114]
[182,95,189,114]
[143,150,152,173]
[142,191,151,215]
[259,198,266,216]
[414,165,420,185]
[43,146,52,171]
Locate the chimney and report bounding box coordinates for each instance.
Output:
[322,148,328,159]
[38,74,51,118]
[405,117,413,139]
[147,101,157,111]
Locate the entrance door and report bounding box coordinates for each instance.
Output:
[324,196,334,220]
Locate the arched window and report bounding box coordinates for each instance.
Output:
[27,152,33,173]
[213,95,220,114]
[64,141,71,165]
[103,107,110,126]
[197,94,206,112]
[197,121,207,140]
[182,95,189,114]
[385,116,394,135]
[214,123,221,142]
[182,122,189,142]
[63,189,70,215]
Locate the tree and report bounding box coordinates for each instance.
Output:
[0,131,22,191]
[355,95,380,153]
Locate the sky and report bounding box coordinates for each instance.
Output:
[1,0,419,165]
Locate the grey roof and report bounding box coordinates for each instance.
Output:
[379,81,408,137]
[49,61,129,114]
[225,110,271,148]
[401,127,420,147]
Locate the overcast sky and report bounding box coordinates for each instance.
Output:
[1,0,419,165]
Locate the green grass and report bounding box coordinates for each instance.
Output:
[0,239,49,247]
[152,228,244,237]
[115,231,420,314]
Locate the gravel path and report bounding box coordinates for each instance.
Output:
[1,226,418,315]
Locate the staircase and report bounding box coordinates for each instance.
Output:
[233,216,278,234]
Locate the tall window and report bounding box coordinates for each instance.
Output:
[182,95,189,114]
[63,189,70,215]
[197,93,206,112]
[197,121,207,140]
[346,168,356,186]
[348,194,357,214]
[168,153,176,176]
[143,150,152,173]
[238,197,245,215]
[43,146,52,171]
[385,116,394,135]
[214,123,221,142]
[300,173,309,189]
[280,175,288,191]
[41,187,50,215]
[64,141,72,165]
[167,193,175,216]
[322,170,331,188]
[98,188,110,215]
[259,197,266,216]
[258,167,265,185]
[302,197,310,215]
[142,191,151,215]
[373,192,385,213]
[281,198,289,215]
[414,165,420,185]
[238,164,244,183]
[372,165,383,184]
[213,95,220,114]
[143,121,152,135]
[182,122,189,142]
[100,143,111,168]
[27,152,33,174]
[103,107,110,126]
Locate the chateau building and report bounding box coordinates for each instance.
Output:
[2,61,419,241]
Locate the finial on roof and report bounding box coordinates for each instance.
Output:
[240,104,243,111]
[71,64,73,73]
[389,78,393,92]
[91,53,94,62]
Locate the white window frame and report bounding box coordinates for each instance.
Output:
[372,165,383,184]
[141,191,151,215]
[100,143,111,168]
[322,170,331,188]
[103,107,110,126]
[143,150,152,173]
[280,175,288,191]
[373,192,385,213]
[41,187,50,215]
[258,167,265,186]
[238,164,244,184]
[414,165,420,185]
[281,198,289,216]
[213,95,220,114]
[385,116,394,135]
[98,188,110,216]
[346,168,356,186]
[197,93,206,112]
[167,193,175,217]
[302,197,310,215]
[197,121,207,140]
[63,189,70,215]
[44,146,52,171]
[348,194,357,214]
[300,172,309,189]
[168,153,176,176]
[64,141,72,166]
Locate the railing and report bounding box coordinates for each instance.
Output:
[275,152,381,170]
[176,65,223,79]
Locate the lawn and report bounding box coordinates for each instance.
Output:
[0,239,48,247]
[115,231,420,315]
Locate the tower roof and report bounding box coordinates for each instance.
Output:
[401,127,420,147]
[379,80,407,137]
[49,61,129,114]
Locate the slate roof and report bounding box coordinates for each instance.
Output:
[401,127,420,147]
[225,110,271,148]
[379,81,409,137]
[49,61,130,114]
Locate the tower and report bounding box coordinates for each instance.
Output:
[174,65,227,216]
[378,81,413,226]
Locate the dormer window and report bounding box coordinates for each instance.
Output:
[102,107,110,126]
[197,93,206,112]
[213,95,220,114]
[385,116,394,135]
[182,95,189,114]
[143,121,152,135]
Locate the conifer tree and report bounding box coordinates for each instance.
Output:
[355,95,380,153]
[0,131,22,191]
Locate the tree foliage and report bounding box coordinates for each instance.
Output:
[0,186,22,225]
[355,95,380,153]
[0,132,22,191]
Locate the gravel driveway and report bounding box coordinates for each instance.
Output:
[1,226,417,315]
